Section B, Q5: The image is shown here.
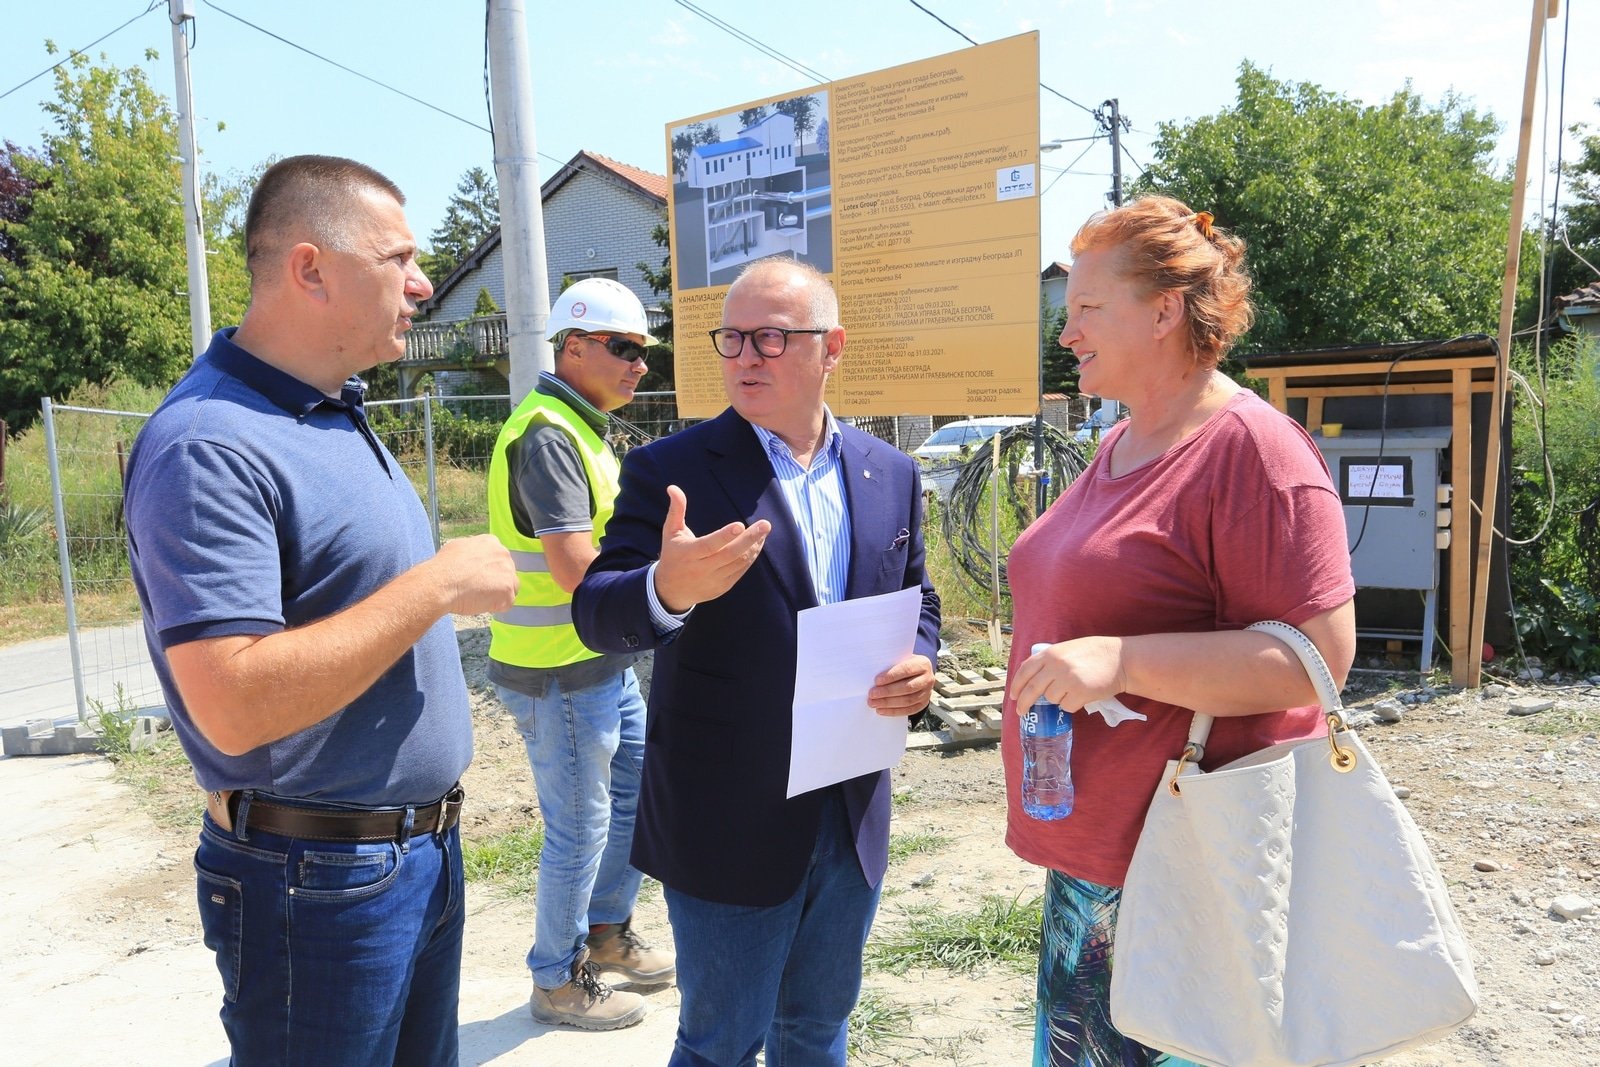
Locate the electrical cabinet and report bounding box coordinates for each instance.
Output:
[1313,427,1452,671]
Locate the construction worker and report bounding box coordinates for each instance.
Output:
[486,277,674,1030]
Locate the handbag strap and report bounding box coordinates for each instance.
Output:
[1170,621,1355,795]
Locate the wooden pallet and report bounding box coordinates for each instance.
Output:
[908,667,1006,751]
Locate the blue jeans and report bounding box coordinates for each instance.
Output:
[495,667,646,989]
[664,790,882,1067]
[193,802,465,1067]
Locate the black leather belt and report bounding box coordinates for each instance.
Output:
[228,785,465,842]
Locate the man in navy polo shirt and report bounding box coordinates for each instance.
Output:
[124,154,516,1067]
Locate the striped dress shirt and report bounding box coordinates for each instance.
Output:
[750,412,852,606]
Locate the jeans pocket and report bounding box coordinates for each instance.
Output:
[294,843,402,901]
[194,862,243,1004]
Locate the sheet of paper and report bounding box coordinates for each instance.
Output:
[787,585,922,798]
[1348,463,1407,498]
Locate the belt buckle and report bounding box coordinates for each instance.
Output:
[435,785,465,836]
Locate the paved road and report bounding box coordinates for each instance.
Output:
[0,623,164,731]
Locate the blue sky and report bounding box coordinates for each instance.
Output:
[5,0,1598,270]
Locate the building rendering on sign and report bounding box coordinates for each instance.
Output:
[681,110,832,284]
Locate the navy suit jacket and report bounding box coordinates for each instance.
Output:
[572,408,941,906]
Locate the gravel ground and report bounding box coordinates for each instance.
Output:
[3,621,1594,1065]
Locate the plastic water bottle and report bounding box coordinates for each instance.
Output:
[1021,643,1075,820]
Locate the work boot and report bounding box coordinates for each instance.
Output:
[585,917,677,984]
[528,947,647,1030]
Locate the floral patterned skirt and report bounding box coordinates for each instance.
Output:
[1034,869,1200,1067]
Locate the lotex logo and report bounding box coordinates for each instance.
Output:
[995,163,1036,202]
[572,302,588,318]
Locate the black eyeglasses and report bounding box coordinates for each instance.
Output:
[709,327,829,359]
[579,333,648,364]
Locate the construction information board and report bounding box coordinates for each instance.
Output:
[665,33,1041,418]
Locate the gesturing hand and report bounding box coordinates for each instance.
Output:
[652,484,770,613]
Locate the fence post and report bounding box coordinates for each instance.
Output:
[41,397,89,725]
[422,387,441,548]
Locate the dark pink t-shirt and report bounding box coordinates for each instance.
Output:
[1003,390,1355,886]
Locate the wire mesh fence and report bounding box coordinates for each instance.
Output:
[34,388,1019,723]
[38,398,164,722]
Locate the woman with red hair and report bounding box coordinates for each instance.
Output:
[1004,196,1357,1065]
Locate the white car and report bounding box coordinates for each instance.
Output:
[1073,408,1117,443]
[913,417,1034,498]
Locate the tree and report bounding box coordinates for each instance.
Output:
[635,221,675,392]
[671,123,722,183]
[1131,64,1517,355]
[420,165,498,285]
[1040,296,1079,396]
[773,95,818,155]
[0,50,249,436]
[0,141,40,268]
[737,106,768,129]
[1548,105,1600,307]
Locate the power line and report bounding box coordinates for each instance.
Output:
[905,0,1097,117]
[668,0,830,84]
[201,0,491,134]
[1041,138,1103,195]
[907,0,978,45]
[0,1,162,104]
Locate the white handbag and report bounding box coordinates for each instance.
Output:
[1109,621,1478,1067]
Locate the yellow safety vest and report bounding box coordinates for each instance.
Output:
[486,389,619,669]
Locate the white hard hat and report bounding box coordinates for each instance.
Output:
[547,277,658,345]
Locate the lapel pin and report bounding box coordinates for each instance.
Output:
[863,470,872,479]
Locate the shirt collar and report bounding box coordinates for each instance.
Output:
[206,327,366,417]
[751,407,842,466]
[537,371,609,434]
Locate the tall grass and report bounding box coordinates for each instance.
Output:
[461,825,544,895]
[1,379,165,639]
[866,894,1043,976]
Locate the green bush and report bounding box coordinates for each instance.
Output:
[368,402,504,470]
[1507,335,1600,672]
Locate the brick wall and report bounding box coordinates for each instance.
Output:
[434,249,506,322]
[542,169,664,308]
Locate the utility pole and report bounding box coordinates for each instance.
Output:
[487,0,553,404]
[1093,98,1130,430]
[1467,0,1560,685]
[1104,98,1124,208]
[168,0,210,356]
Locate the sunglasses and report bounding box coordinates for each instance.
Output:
[579,333,648,364]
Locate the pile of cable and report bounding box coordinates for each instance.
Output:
[939,421,1092,598]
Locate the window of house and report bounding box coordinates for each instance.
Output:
[565,267,619,284]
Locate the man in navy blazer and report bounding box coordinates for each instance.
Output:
[572,256,940,1066]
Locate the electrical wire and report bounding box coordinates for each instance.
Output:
[0,1,163,103]
[201,0,667,234]
[935,422,1091,598]
[1559,223,1600,281]
[482,0,494,140]
[1041,138,1103,196]
[200,0,491,133]
[1502,367,1557,546]
[904,0,1097,117]
[668,0,830,84]
[1342,337,1471,557]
